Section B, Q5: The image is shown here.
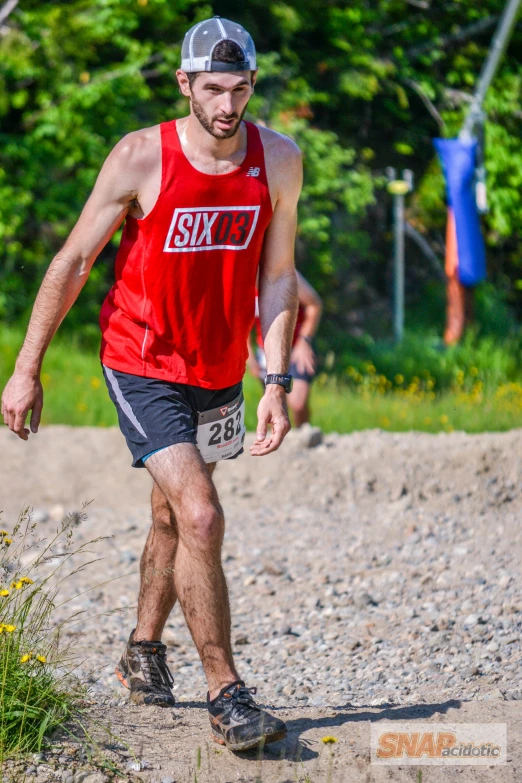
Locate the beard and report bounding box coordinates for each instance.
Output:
[190,96,248,139]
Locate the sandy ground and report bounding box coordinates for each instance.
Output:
[1,425,521,782]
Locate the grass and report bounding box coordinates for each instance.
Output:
[2,324,522,433]
[0,504,139,776]
[0,505,101,760]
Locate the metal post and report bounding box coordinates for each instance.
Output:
[387,169,413,343]
[460,0,522,140]
[393,193,405,344]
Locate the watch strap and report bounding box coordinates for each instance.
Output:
[265,373,293,393]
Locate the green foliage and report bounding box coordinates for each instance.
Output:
[1,0,522,336]
[0,508,89,757]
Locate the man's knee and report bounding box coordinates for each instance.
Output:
[290,399,308,417]
[151,489,176,532]
[289,395,309,418]
[181,503,225,551]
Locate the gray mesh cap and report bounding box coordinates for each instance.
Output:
[181,16,256,73]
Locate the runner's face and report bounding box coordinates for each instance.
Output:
[186,71,255,139]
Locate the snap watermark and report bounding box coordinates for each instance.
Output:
[371,722,507,765]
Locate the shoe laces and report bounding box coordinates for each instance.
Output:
[225,683,260,719]
[135,642,174,690]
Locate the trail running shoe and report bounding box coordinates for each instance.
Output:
[208,680,286,751]
[115,629,175,707]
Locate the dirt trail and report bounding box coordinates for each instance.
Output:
[1,426,521,782]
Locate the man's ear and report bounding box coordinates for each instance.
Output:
[251,69,258,90]
[176,69,192,98]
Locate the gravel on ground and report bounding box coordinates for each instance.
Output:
[0,425,521,782]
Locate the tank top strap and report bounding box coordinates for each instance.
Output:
[244,121,268,186]
[161,118,181,149]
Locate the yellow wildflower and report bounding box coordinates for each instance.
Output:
[90,376,101,389]
[11,581,24,590]
[19,577,34,585]
[322,736,338,744]
[0,590,9,597]
[3,539,12,546]
[20,653,32,664]
[0,530,9,536]
[3,625,16,633]
[439,415,449,424]
[76,402,88,413]
[395,374,404,385]
[36,655,47,664]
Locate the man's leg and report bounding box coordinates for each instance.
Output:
[134,481,179,642]
[135,465,217,642]
[287,378,311,427]
[145,444,239,700]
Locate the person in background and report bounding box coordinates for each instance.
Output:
[248,270,322,427]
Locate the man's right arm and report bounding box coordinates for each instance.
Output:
[1,129,159,440]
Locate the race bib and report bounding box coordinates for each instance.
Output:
[196,390,246,464]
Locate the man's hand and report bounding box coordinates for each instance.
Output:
[1,372,44,441]
[250,384,290,456]
[291,337,316,375]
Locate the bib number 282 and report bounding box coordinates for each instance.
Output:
[197,391,245,464]
[208,411,242,446]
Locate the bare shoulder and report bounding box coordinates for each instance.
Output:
[257,124,301,167]
[108,124,161,170]
[257,125,302,204]
[94,125,162,205]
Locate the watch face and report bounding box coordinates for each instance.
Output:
[266,374,293,392]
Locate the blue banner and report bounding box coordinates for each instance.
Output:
[434,138,487,286]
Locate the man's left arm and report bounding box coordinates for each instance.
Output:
[250,141,302,457]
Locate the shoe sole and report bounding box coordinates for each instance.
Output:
[211,727,287,751]
[115,665,129,690]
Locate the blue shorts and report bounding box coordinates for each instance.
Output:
[102,365,243,468]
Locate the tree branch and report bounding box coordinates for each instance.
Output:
[407,15,499,60]
[403,77,445,132]
[0,0,19,26]
[442,87,473,108]
[405,222,445,281]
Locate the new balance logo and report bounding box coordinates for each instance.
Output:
[163,206,261,253]
[246,167,260,177]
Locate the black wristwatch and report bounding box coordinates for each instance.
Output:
[265,373,293,394]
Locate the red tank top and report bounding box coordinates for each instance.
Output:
[99,119,273,388]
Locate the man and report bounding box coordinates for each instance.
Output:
[1,17,302,751]
[248,270,322,426]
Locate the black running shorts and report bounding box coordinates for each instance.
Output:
[102,365,244,468]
